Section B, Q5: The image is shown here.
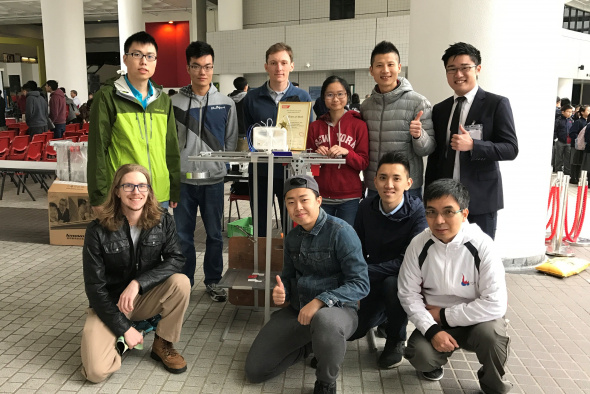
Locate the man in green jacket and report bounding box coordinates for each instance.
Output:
[88,31,181,210]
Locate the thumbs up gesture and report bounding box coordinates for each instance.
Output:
[409,110,424,138]
[273,275,286,305]
[450,124,474,152]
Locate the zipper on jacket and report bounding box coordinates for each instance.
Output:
[143,112,154,182]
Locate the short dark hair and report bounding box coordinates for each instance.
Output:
[233,76,248,90]
[561,104,574,112]
[265,42,293,63]
[320,75,351,104]
[561,97,571,107]
[185,41,214,65]
[424,179,470,210]
[351,93,360,104]
[46,80,58,91]
[71,90,77,96]
[441,42,481,67]
[59,87,66,93]
[22,81,37,92]
[124,31,158,54]
[556,96,561,104]
[376,151,410,176]
[370,41,400,65]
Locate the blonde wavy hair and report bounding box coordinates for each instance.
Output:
[98,164,162,232]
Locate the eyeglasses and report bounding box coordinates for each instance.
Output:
[189,64,214,72]
[424,209,463,219]
[125,52,157,62]
[446,65,477,74]
[120,183,151,192]
[325,92,347,100]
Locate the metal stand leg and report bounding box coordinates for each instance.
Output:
[220,306,239,342]
[367,328,378,352]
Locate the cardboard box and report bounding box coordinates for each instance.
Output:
[48,181,94,246]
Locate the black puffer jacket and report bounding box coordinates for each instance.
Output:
[82,211,185,337]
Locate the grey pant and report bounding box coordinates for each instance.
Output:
[245,305,358,384]
[405,318,511,394]
[555,140,571,174]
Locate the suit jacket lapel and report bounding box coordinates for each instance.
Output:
[465,87,485,126]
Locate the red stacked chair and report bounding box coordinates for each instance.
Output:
[79,134,89,142]
[43,140,59,161]
[7,135,30,160]
[82,123,90,133]
[31,134,47,144]
[5,118,17,125]
[0,136,10,160]
[0,130,17,143]
[63,131,83,140]
[17,124,29,136]
[65,124,79,132]
[24,141,44,161]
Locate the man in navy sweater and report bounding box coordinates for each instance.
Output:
[242,42,312,236]
[350,151,427,369]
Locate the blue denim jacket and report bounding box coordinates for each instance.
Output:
[282,209,369,311]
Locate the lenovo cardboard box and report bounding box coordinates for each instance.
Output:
[48,181,95,246]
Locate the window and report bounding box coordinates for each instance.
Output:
[564,5,590,34]
[330,0,355,21]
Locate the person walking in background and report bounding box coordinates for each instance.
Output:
[45,80,67,138]
[22,81,48,136]
[306,75,369,225]
[554,104,574,175]
[569,104,589,183]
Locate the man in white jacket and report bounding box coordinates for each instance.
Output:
[398,179,511,394]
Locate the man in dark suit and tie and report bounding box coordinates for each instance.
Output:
[425,42,518,239]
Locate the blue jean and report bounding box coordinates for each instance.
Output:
[348,275,407,343]
[173,182,224,287]
[53,123,66,139]
[321,199,360,226]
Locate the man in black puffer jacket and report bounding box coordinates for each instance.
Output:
[81,164,190,383]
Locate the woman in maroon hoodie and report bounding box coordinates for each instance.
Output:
[306,76,369,225]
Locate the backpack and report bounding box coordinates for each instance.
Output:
[576,125,587,151]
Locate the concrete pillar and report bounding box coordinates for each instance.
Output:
[216,0,242,95]
[408,0,564,267]
[40,0,88,101]
[192,0,207,42]
[557,78,574,102]
[118,0,144,73]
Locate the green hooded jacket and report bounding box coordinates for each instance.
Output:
[87,76,181,206]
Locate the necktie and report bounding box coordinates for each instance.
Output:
[442,96,466,178]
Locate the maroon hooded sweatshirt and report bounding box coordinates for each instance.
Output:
[306,110,369,199]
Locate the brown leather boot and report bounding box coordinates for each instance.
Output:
[150,334,187,374]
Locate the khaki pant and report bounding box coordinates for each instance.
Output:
[405,318,511,394]
[80,274,190,383]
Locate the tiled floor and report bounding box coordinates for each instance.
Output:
[1,177,590,393]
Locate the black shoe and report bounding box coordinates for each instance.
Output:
[378,340,405,369]
[313,380,336,394]
[422,367,444,381]
[310,356,318,369]
[205,283,227,302]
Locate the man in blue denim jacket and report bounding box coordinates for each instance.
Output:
[245,175,369,394]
